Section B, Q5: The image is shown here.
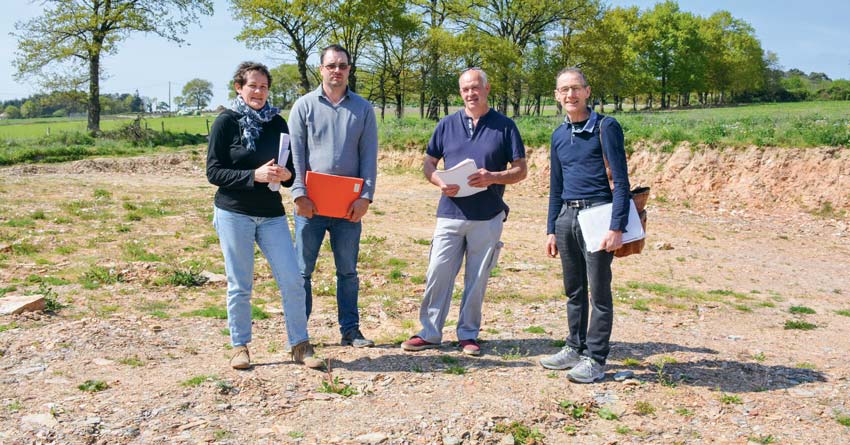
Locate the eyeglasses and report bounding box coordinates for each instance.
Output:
[323,63,350,71]
[556,85,587,94]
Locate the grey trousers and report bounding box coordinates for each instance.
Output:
[416,212,505,343]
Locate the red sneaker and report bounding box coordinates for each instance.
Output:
[459,339,481,356]
[401,336,439,352]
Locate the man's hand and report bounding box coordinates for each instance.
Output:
[467,168,497,188]
[440,183,460,197]
[546,234,558,258]
[346,198,370,222]
[294,196,316,218]
[254,159,291,183]
[600,230,624,253]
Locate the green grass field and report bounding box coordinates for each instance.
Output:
[0,101,847,166]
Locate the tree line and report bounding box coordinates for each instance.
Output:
[10,0,849,132]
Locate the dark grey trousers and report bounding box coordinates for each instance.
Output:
[554,205,615,365]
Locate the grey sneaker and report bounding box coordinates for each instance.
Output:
[341,328,375,348]
[567,356,605,383]
[291,341,324,369]
[539,346,581,370]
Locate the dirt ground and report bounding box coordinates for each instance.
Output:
[1,149,849,445]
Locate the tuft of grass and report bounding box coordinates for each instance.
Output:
[117,356,144,368]
[166,268,208,287]
[753,352,766,362]
[182,305,227,319]
[444,365,467,375]
[123,242,161,262]
[412,238,430,245]
[549,339,566,348]
[318,375,358,397]
[78,379,109,392]
[0,322,19,333]
[5,400,22,413]
[616,425,632,435]
[784,320,817,330]
[494,421,545,445]
[836,411,850,427]
[500,347,524,361]
[795,362,816,370]
[720,393,742,405]
[748,435,777,444]
[836,310,850,317]
[675,407,695,417]
[789,305,816,314]
[523,326,545,334]
[634,401,656,415]
[558,400,590,419]
[93,188,112,200]
[80,265,123,289]
[181,375,216,387]
[597,407,619,420]
[622,357,641,367]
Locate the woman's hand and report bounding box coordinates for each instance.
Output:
[254,159,291,183]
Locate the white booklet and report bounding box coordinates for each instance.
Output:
[433,158,486,198]
[269,133,291,192]
[577,200,645,253]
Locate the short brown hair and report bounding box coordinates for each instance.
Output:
[233,62,272,88]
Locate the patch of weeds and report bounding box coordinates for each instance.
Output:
[182,305,227,319]
[444,365,467,375]
[93,189,112,200]
[372,209,385,216]
[5,400,22,413]
[123,241,161,262]
[675,407,694,417]
[784,320,816,330]
[80,265,123,289]
[410,274,425,284]
[0,285,16,297]
[166,268,208,287]
[26,275,69,286]
[216,379,234,394]
[810,201,845,219]
[752,352,766,362]
[654,356,679,387]
[634,401,656,415]
[219,328,230,336]
[251,305,270,320]
[451,288,463,301]
[201,234,219,247]
[622,357,641,367]
[558,400,590,420]
[78,380,109,392]
[55,244,77,255]
[835,410,850,427]
[523,326,545,334]
[388,267,404,281]
[734,304,752,312]
[789,305,816,314]
[597,407,619,420]
[500,347,524,361]
[267,341,279,353]
[758,301,776,308]
[485,327,500,335]
[0,322,18,333]
[675,256,685,262]
[387,257,407,267]
[549,339,566,348]
[288,431,305,439]
[318,376,358,397]
[747,435,776,444]
[4,217,35,228]
[412,238,430,245]
[360,235,386,245]
[795,362,816,370]
[616,425,632,434]
[546,371,558,379]
[116,224,131,233]
[836,310,850,317]
[494,421,545,445]
[90,303,120,317]
[181,375,217,387]
[31,210,46,220]
[489,266,501,277]
[37,283,65,312]
[632,299,650,311]
[563,425,578,435]
[213,430,232,440]
[118,356,144,367]
[149,310,170,319]
[410,365,424,373]
[440,355,459,365]
[719,393,742,405]
[11,242,40,255]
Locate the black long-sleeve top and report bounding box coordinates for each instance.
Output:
[206,109,295,217]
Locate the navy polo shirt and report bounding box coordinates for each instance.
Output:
[427,109,525,221]
[547,110,631,234]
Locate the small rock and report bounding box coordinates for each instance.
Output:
[614,371,635,381]
[200,270,227,283]
[8,365,47,376]
[443,436,461,445]
[22,414,58,429]
[727,335,743,341]
[0,294,45,315]
[93,358,115,366]
[654,242,673,250]
[122,427,140,437]
[256,428,274,436]
[498,434,515,445]
[355,432,388,444]
[622,379,641,386]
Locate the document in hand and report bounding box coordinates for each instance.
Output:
[305,171,365,219]
[269,133,290,192]
[577,200,645,253]
[433,158,486,198]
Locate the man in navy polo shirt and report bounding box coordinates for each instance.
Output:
[401,68,527,356]
[540,67,631,383]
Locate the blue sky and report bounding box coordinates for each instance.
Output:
[2,0,849,108]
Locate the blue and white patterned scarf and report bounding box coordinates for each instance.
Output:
[231,96,280,152]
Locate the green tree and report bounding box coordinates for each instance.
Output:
[269,64,307,109]
[369,0,423,119]
[3,105,21,119]
[325,0,383,92]
[182,79,214,111]
[231,0,328,94]
[13,0,213,133]
[20,100,43,118]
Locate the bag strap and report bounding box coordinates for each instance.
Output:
[598,116,614,192]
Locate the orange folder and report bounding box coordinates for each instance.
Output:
[305,171,365,218]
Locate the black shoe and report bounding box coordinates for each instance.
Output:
[341,328,375,348]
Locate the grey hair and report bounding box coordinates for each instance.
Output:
[460,67,489,87]
[556,67,588,86]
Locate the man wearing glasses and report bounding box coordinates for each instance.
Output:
[540,67,631,383]
[401,68,527,356]
[289,44,379,348]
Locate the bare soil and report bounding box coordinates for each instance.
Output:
[1,147,849,445]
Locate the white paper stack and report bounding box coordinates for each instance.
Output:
[577,200,645,253]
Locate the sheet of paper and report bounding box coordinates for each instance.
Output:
[577,200,645,253]
[433,158,487,198]
[269,133,291,192]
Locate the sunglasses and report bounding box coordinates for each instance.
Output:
[323,63,350,70]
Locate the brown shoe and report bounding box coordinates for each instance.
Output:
[230,345,250,369]
[291,341,323,369]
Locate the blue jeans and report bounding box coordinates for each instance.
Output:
[554,205,615,365]
[294,214,362,335]
[213,206,309,348]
